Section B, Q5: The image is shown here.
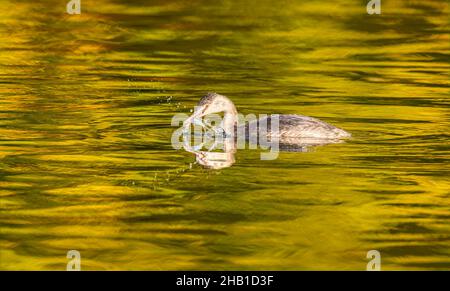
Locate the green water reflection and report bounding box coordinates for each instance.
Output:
[0,0,449,270]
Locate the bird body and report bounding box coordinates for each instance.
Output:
[184,93,351,142]
[245,114,350,139]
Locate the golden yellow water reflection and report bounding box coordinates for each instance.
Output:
[0,0,449,270]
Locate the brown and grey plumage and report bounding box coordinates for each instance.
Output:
[183,93,351,149]
[245,114,350,139]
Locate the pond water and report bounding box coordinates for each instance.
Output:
[0,0,449,270]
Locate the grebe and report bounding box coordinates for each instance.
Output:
[183,93,351,142]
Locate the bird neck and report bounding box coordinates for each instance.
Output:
[223,106,237,137]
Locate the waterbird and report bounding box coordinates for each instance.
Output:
[183,93,350,150]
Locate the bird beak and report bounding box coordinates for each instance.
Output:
[183,106,206,128]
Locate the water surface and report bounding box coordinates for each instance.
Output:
[0,0,449,270]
